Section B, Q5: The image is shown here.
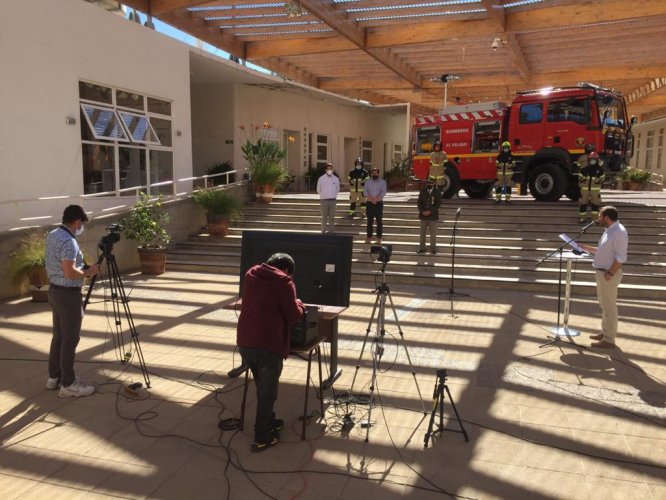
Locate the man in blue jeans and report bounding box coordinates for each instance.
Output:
[237,253,305,451]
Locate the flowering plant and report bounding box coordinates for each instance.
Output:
[239,121,289,188]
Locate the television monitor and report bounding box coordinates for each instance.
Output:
[239,231,353,307]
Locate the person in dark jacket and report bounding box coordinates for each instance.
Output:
[237,253,305,452]
[416,179,442,254]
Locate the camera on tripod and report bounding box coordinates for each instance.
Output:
[99,223,123,252]
[370,244,392,263]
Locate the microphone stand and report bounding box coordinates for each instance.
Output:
[536,220,596,348]
[438,208,468,317]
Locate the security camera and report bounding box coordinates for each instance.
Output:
[491,38,501,50]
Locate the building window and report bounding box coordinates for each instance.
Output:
[79,80,173,196]
[645,130,655,170]
[658,128,664,170]
[311,133,329,169]
[362,140,372,168]
[519,103,543,124]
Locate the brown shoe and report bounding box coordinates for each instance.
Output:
[590,333,604,341]
[591,340,615,348]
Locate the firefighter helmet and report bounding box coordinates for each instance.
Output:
[433,142,441,151]
[501,141,511,151]
[585,143,595,154]
[354,157,364,167]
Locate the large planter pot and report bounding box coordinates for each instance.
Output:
[137,247,167,275]
[622,181,644,191]
[28,267,49,302]
[255,184,275,203]
[206,213,230,237]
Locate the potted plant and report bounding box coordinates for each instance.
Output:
[241,139,289,203]
[192,188,243,237]
[384,155,412,191]
[206,161,235,186]
[8,232,49,302]
[122,193,171,275]
[619,167,652,190]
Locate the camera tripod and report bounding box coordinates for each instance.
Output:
[83,230,151,388]
[350,260,426,442]
[423,368,468,448]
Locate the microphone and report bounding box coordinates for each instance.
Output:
[456,207,461,217]
[582,219,598,231]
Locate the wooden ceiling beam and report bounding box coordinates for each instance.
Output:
[298,0,427,94]
[147,0,215,16]
[504,32,530,82]
[481,0,505,31]
[626,78,666,104]
[159,10,246,57]
[638,107,666,122]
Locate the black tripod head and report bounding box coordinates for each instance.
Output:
[98,223,123,256]
[436,368,448,381]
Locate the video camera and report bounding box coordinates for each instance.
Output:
[98,223,123,253]
[370,244,392,263]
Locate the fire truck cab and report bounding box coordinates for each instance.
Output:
[412,84,634,201]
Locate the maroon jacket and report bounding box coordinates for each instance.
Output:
[237,263,305,358]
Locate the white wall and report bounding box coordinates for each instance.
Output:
[0,0,192,231]
[633,118,665,173]
[191,83,235,176]
[230,84,407,180]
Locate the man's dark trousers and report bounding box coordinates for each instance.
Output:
[239,346,283,442]
[366,201,384,239]
[48,287,83,387]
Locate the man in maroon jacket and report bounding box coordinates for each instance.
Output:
[237,253,305,452]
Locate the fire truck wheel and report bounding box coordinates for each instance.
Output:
[440,164,460,199]
[463,181,493,199]
[529,163,565,202]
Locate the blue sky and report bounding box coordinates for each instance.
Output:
[121,5,270,74]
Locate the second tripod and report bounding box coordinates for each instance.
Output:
[350,257,426,442]
[83,225,151,388]
[423,368,468,448]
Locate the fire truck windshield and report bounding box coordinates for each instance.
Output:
[416,127,439,154]
[596,94,626,128]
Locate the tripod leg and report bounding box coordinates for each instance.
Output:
[108,255,151,388]
[350,291,380,395]
[444,384,469,442]
[423,378,440,448]
[386,291,427,414]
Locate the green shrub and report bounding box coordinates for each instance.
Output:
[241,139,289,187]
[620,167,652,183]
[192,188,243,220]
[206,162,235,185]
[121,193,171,248]
[8,232,46,285]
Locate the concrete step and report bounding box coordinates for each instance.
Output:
[167,195,666,299]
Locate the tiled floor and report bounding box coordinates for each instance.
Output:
[1,271,664,499]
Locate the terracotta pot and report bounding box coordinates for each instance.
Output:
[255,184,275,203]
[207,213,230,237]
[137,247,167,275]
[28,267,49,302]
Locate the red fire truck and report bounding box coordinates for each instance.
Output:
[412,83,634,201]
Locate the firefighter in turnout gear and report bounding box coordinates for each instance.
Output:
[494,141,516,203]
[428,142,448,189]
[577,143,597,170]
[348,158,369,218]
[578,151,604,222]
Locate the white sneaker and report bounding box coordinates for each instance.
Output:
[46,376,60,390]
[59,377,95,398]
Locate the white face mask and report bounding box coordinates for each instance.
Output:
[74,225,85,237]
[326,170,333,176]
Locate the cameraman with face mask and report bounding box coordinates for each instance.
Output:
[316,163,340,233]
[45,205,99,397]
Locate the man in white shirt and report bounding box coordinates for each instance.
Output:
[316,163,340,233]
[580,206,628,348]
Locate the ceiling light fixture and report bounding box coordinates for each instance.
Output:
[430,74,463,110]
[285,0,303,17]
[491,37,507,50]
